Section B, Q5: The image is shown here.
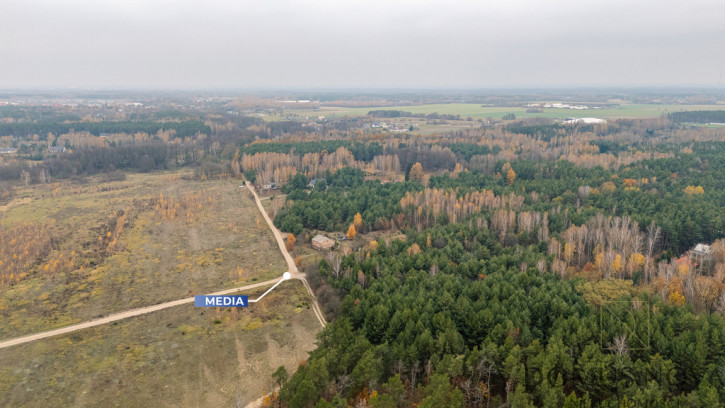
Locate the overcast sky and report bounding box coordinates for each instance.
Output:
[1,0,724,90]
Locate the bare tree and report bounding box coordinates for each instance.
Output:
[645,221,662,281]
[327,253,342,279]
[477,355,497,408]
[410,361,420,389]
[610,334,629,355]
[336,374,352,397]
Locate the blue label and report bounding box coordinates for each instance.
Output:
[195,295,248,307]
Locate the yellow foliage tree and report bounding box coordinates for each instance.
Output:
[353,212,363,229]
[506,168,516,185]
[595,252,605,271]
[564,242,575,264]
[611,254,623,275]
[408,162,424,183]
[683,185,705,196]
[627,253,646,274]
[286,233,296,251]
[347,224,356,240]
[369,240,378,251]
[669,289,686,306]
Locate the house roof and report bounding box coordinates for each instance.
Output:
[312,234,334,244]
[694,243,711,254]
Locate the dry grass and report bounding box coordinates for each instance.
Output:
[0,172,286,338]
[0,280,319,407]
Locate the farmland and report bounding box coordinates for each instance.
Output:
[275,102,725,121]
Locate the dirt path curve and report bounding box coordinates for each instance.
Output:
[0,278,280,350]
[244,182,327,328]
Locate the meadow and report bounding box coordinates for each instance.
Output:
[0,171,320,407]
[0,280,319,407]
[0,172,286,338]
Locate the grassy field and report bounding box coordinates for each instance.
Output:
[0,172,321,407]
[275,102,725,121]
[0,172,287,339]
[0,280,319,407]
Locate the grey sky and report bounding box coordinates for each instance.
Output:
[1,0,724,89]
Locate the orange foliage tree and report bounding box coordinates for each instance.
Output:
[286,233,296,251]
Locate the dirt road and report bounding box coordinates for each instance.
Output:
[0,278,280,350]
[244,182,327,328]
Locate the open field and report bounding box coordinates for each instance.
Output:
[0,172,287,339]
[274,102,725,121]
[0,280,319,408]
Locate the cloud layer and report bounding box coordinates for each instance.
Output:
[2,0,723,89]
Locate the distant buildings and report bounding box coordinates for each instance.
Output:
[527,103,601,110]
[564,117,606,125]
[0,147,18,154]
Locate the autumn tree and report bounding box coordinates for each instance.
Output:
[601,181,616,193]
[347,224,357,240]
[452,163,462,178]
[353,212,363,229]
[286,233,296,251]
[506,168,516,185]
[683,185,705,196]
[408,243,421,256]
[408,162,424,183]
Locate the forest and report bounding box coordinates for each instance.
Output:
[0,120,211,138]
[263,120,725,407]
[272,160,725,407]
[668,111,725,124]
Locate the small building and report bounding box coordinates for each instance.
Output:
[312,234,335,250]
[693,243,711,257]
[0,147,18,154]
[49,146,67,153]
[308,178,326,189]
